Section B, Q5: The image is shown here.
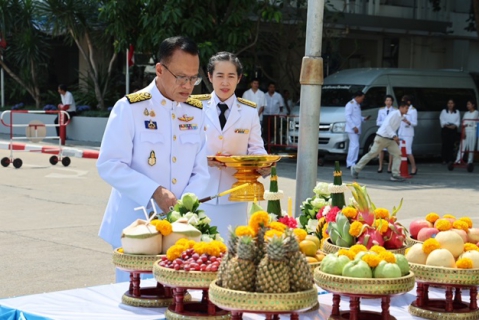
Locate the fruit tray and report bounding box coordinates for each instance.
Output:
[409,263,479,286]
[309,261,321,274]
[322,238,407,255]
[153,261,218,289]
[406,236,423,247]
[112,248,163,272]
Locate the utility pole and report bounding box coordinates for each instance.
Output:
[295,0,325,216]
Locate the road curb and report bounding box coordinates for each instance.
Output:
[0,141,99,159]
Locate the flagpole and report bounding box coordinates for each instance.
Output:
[1,55,4,107]
[126,48,130,95]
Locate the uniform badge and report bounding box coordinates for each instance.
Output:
[143,108,149,116]
[235,129,250,134]
[179,124,198,130]
[145,120,157,130]
[150,110,156,117]
[178,114,194,122]
[161,99,166,106]
[148,151,156,166]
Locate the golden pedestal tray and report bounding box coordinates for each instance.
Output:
[207,155,282,201]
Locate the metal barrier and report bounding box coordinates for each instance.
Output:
[0,110,71,168]
[263,114,299,154]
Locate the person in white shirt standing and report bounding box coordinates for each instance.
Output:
[345,91,369,168]
[376,95,396,173]
[439,99,461,164]
[455,99,479,165]
[242,78,266,121]
[263,82,285,145]
[55,84,76,137]
[398,95,418,175]
[351,101,410,182]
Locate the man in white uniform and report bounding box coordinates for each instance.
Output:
[55,84,76,137]
[263,82,285,144]
[242,78,266,120]
[345,91,369,168]
[398,95,418,175]
[97,36,209,282]
[351,101,409,181]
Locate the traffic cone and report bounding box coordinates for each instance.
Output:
[400,140,412,178]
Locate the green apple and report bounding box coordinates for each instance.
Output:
[373,260,402,278]
[394,254,410,276]
[320,254,351,275]
[342,260,373,278]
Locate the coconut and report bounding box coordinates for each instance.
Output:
[161,218,202,253]
[121,219,162,255]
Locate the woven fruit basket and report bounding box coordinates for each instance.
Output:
[409,263,479,286]
[112,248,163,272]
[208,281,318,313]
[314,269,415,295]
[322,238,407,255]
[406,236,422,247]
[153,261,217,288]
[309,262,321,274]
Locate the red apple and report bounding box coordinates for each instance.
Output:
[409,219,433,239]
[417,228,439,242]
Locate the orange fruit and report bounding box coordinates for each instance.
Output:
[299,240,318,256]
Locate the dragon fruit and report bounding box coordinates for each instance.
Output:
[383,222,406,249]
[357,226,384,249]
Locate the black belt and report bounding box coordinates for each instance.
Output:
[376,134,393,140]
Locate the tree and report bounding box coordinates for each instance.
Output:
[38,0,118,110]
[430,0,479,38]
[0,0,50,108]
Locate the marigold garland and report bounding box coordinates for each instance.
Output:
[349,244,367,255]
[118,248,124,253]
[435,218,452,231]
[362,254,381,268]
[370,245,386,254]
[374,219,389,234]
[459,217,473,228]
[337,249,355,260]
[443,214,456,219]
[235,226,255,237]
[249,211,270,232]
[464,243,479,252]
[342,207,358,219]
[270,221,288,232]
[422,238,441,254]
[456,258,473,269]
[175,238,191,248]
[166,245,184,261]
[405,247,411,255]
[293,228,307,242]
[154,220,173,236]
[349,221,363,237]
[425,212,440,224]
[378,251,396,263]
[211,240,227,253]
[453,220,469,232]
[265,229,284,240]
[374,208,390,219]
[322,222,329,239]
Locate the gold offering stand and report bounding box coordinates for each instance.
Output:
[153,261,230,319]
[314,269,416,320]
[208,155,282,201]
[408,263,479,320]
[112,249,190,307]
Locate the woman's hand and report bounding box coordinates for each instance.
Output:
[208,159,226,168]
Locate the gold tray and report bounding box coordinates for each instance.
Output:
[409,263,479,286]
[314,269,415,296]
[207,155,282,168]
[112,248,163,272]
[153,261,217,288]
[209,281,318,313]
[322,239,407,255]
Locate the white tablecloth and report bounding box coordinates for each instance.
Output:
[0,280,471,320]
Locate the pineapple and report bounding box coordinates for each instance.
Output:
[217,228,238,287]
[254,225,267,265]
[223,236,256,291]
[255,235,290,293]
[285,230,313,292]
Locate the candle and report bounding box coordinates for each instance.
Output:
[288,197,293,217]
[218,183,250,197]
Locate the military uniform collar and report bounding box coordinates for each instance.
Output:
[148,78,180,108]
[212,92,235,110]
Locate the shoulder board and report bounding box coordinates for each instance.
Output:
[185,97,203,109]
[237,97,257,108]
[125,92,152,104]
[189,94,211,101]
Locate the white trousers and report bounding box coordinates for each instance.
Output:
[456,128,477,163]
[199,202,248,240]
[347,133,360,168]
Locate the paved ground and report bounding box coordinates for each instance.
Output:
[1,139,478,298]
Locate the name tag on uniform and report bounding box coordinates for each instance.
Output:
[145,120,157,130]
[179,124,198,130]
[235,129,249,134]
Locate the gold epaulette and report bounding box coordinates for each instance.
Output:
[190,94,211,101]
[125,92,152,104]
[185,97,203,109]
[237,97,257,108]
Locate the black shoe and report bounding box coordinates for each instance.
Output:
[410,168,418,175]
[377,168,383,173]
[387,170,392,174]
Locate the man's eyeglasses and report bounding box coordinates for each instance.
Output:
[161,63,202,86]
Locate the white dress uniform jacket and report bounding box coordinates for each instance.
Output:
[97,79,209,248]
[345,99,365,134]
[376,106,396,127]
[398,106,418,137]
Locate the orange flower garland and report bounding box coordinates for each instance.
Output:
[264,229,284,240]
[422,238,441,254]
[425,212,440,224]
[378,251,396,263]
[349,244,367,255]
[153,220,173,236]
[270,221,287,232]
[349,221,363,237]
[464,243,479,252]
[443,214,456,219]
[456,258,473,269]
[342,207,358,219]
[362,254,381,268]
[370,245,386,254]
[293,228,307,242]
[374,219,389,234]
[249,211,270,233]
[374,208,390,219]
[452,220,469,232]
[435,218,452,231]
[235,226,255,237]
[459,217,473,228]
[337,249,355,260]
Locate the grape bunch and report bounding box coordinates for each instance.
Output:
[159,248,224,272]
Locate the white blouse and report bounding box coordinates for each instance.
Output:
[439,109,460,128]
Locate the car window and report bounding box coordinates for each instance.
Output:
[393,87,476,112]
[362,87,387,110]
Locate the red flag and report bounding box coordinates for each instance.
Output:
[127,44,135,67]
[0,33,6,49]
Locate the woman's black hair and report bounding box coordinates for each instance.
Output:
[467,99,477,109]
[207,51,243,76]
[157,36,199,64]
[58,84,67,91]
[446,99,457,113]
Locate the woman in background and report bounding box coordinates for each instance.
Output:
[455,99,479,165]
[439,99,460,164]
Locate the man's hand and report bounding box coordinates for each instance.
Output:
[364,115,371,121]
[257,167,271,178]
[152,186,177,213]
[208,159,225,168]
[393,136,400,145]
[353,127,359,134]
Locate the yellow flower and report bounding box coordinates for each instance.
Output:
[150,220,160,226]
[205,243,221,257]
[456,258,473,269]
[374,219,389,234]
[374,208,390,219]
[349,221,363,237]
[453,220,469,232]
[193,242,207,255]
[118,248,124,253]
[370,245,386,254]
[342,207,358,219]
[378,251,396,263]
[459,217,473,228]
[405,247,411,255]
[322,223,329,239]
[155,220,173,236]
[293,228,307,242]
[210,240,227,253]
[337,249,355,260]
[362,254,381,268]
[265,229,284,240]
[349,244,367,255]
[175,238,190,247]
[249,211,270,232]
[464,243,479,252]
[435,219,452,231]
[422,238,441,254]
[235,226,255,237]
[270,221,287,232]
[425,212,440,224]
[443,214,456,219]
[320,237,328,249]
[166,245,183,261]
[188,240,196,249]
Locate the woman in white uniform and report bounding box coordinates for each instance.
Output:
[398,95,418,175]
[194,52,268,238]
[455,99,479,165]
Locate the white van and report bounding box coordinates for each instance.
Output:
[288,68,479,158]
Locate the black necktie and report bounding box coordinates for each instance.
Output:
[387,109,389,115]
[218,103,228,130]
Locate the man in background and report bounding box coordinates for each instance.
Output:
[55,84,76,137]
[263,82,285,144]
[345,91,369,168]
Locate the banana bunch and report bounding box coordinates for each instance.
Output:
[328,212,355,247]
[348,182,376,213]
